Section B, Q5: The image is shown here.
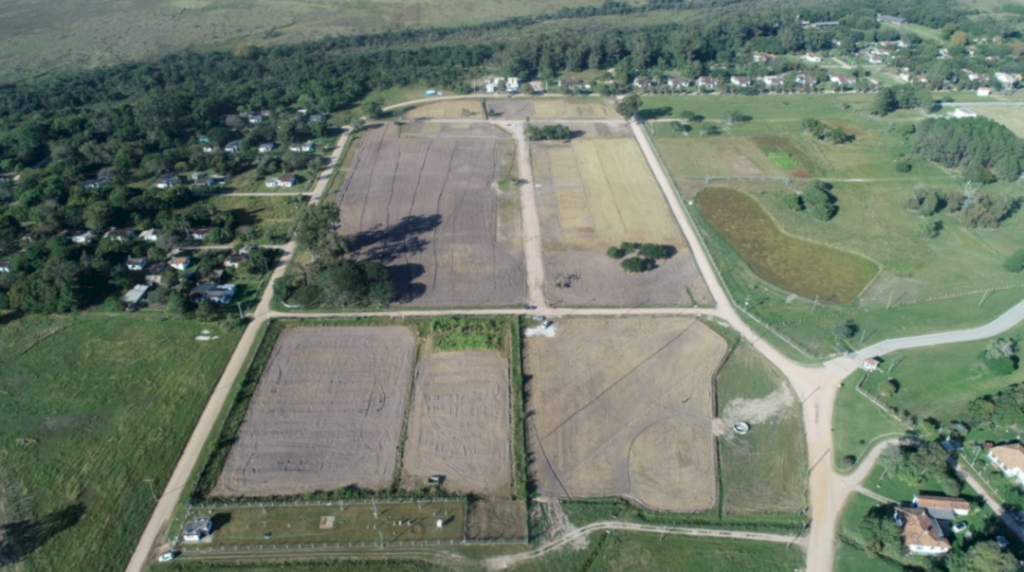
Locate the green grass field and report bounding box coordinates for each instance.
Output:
[833,318,1024,467]
[696,187,879,304]
[835,541,907,572]
[185,500,466,548]
[507,532,804,572]
[716,343,807,515]
[0,313,240,572]
[207,195,303,245]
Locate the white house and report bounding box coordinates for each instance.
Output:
[632,76,655,89]
[70,230,96,245]
[190,283,237,305]
[265,174,297,188]
[977,87,993,97]
[912,495,970,518]
[995,72,1019,87]
[257,142,276,153]
[155,175,177,189]
[122,284,149,311]
[989,442,1024,486]
[697,76,718,90]
[188,227,211,241]
[104,228,136,243]
[861,357,881,372]
[224,140,241,153]
[951,107,977,119]
[666,77,691,89]
[139,229,159,242]
[182,518,214,542]
[894,507,950,555]
[224,254,247,268]
[126,257,148,272]
[763,75,785,88]
[829,74,857,87]
[505,77,520,92]
[794,74,817,87]
[288,141,315,153]
[202,144,218,153]
[0,260,11,273]
[803,52,822,63]
[730,76,751,88]
[169,257,191,271]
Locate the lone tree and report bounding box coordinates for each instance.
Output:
[1004,249,1024,272]
[833,321,857,340]
[606,246,626,259]
[621,257,655,273]
[615,93,643,120]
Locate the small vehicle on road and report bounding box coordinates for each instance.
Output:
[531,315,546,322]
[158,551,176,562]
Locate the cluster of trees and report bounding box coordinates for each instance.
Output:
[801,118,851,145]
[606,242,675,273]
[871,84,932,116]
[915,118,1024,183]
[879,442,964,496]
[779,182,837,221]
[967,382,1024,430]
[525,124,573,141]
[980,337,1018,375]
[274,203,395,308]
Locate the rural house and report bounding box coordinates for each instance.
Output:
[121,284,149,312]
[0,260,10,273]
[70,230,95,244]
[188,227,211,241]
[126,257,147,271]
[307,113,326,123]
[951,107,977,119]
[632,76,654,89]
[258,142,276,153]
[224,254,247,268]
[224,140,241,153]
[996,72,1020,87]
[190,283,237,304]
[794,74,818,86]
[266,174,297,188]
[145,262,167,285]
[289,141,315,153]
[988,442,1024,486]
[977,87,993,97]
[730,76,751,88]
[82,176,110,190]
[894,507,951,555]
[155,174,178,189]
[876,14,906,25]
[666,77,691,89]
[861,357,881,372]
[697,76,718,90]
[182,518,214,542]
[202,144,218,153]
[559,78,591,91]
[139,229,159,242]
[104,228,136,242]
[169,257,191,271]
[803,52,822,63]
[912,495,970,519]
[763,75,785,88]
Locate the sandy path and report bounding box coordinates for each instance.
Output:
[124,128,347,572]
[501,121,546,309]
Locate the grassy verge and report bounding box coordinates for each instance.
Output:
[560,499,806,535]
[510,317,528,501]
[0,314,240,571]
[432,317,505,351]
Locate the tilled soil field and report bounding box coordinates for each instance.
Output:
[336,123,525,307]
[532,133,706,307]
[214,326,416,496]
[486,98,617,120]
[401,348,511,497]
[526,317,727,512]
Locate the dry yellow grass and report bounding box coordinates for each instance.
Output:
[404,100,485,119]
[485,98,617,120]
[526,317,727,511]
[534,138,682,250]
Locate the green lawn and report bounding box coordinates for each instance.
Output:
[834,320,1024,468]
[207,195,303,245]
[648,91,1024,356]
[716,343,807,515]
[507,532,805,572]
[835,541,907,572]
[0,314,240,572]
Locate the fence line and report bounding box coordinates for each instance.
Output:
[854,372,909,428]
[179,537,527,554]
[189,497,464,511]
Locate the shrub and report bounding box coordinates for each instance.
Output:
[606,246,626,259]
[779,192,803,211]
[809,203,837,221]
[895,161,912,173]
[1006,250,1024,273]
[621,257,655,273]
[842,455,857,467]
[638,243,673,260]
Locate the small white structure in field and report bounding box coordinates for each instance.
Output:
[862,357,881,372]
[436,519,443,529]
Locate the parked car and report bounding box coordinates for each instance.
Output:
[1012,508,1024,524]
[531,315,546,322]
[158,551,176,562]
[952,521,968,533]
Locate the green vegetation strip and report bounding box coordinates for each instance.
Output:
[431,317,504,351]
[560,499,806,535]
[695,187,878,304]
[510,317,529,502]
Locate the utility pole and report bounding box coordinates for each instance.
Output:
[236,302,244,320]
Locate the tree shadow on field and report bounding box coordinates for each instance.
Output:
[388,263,427,303]
[211,512,232,531]
[636,107,672,120]
[350,214,442,264]
[0,503,86,566]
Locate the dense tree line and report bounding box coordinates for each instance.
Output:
[871,84,932,116]
[525,124,573,141]
[0,0,972,314]
[914,117,1024,182]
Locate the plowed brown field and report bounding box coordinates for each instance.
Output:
[525,317,727,512]
[214,326,415,496]
[336,123,525,307]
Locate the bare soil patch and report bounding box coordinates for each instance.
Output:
[486,98,617,120]
[401,348,512,497]
[467,499,527,540]
[403,100,485,119]
[525,317,727,512]
[531,133,705,306]
[336,123,525,307]
[214,326,416,496]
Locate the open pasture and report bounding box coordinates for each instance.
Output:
[973,105,1024,138]
[403,100,486,119]
[531,134,705,307]
[401,348,511,497]
[695,187,878,304]
[335,123,525,307]
[525,317,727,512]
[486,98,617,120]
[214,326,416,496]
[654,136,784,179]
[188,499,465,548]
[0,315,240,572]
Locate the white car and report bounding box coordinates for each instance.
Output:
[158,552,176,562]
[952,521,968,533]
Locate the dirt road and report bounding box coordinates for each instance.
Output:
[123,129,347,572]
[500,121,546,309]
[485,520,802,570]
